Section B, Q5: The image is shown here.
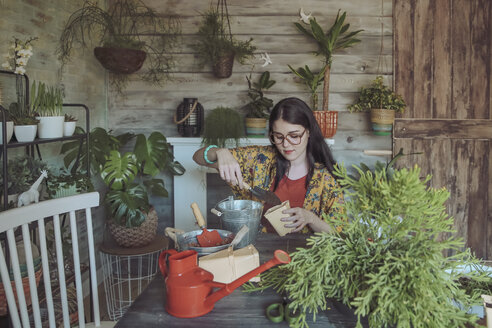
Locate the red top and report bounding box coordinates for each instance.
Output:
[261,175,308,232]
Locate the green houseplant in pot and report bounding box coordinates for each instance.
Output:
[294,10,362,137]
[202,106,245,148]
[31,81,64,139]
[193,3,256,78]
[243,71,276,137]
[245,161,489,328]
[57,0,181,93]
[61,127,185,247]
[348,75,406,136]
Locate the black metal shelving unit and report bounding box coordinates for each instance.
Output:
[0,70,91,210]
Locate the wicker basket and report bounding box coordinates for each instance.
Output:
[0,268,42,316]
[313,111,338,138]
[213,52,235,78]
[107,208,158,248]
[93,47,147,74]
[370,108,395,136]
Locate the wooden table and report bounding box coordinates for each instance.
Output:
[115,233,367,328]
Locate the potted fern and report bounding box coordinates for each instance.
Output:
[348,75,406,136]
[193,3,256,78]
[245,160,489,328]
[31,81,64,139]
[202,106,245,148]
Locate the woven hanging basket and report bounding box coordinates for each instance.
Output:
[107,208,158,248]
[94,47,147,74]
[313,111,338,138]
[370,108,395,136]
[213,52,235,78]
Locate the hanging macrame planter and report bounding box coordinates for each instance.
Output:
[212,0,235,78]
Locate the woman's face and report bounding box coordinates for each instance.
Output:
[271,118,309,164]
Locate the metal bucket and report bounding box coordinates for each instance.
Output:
[165,227,234,256]
[214,198,263,249]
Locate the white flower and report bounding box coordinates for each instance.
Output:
[15,66,26,75]
[16,57,28,66]
[299,8,313,24]
[259,52,272,67]
[1,62,11,69]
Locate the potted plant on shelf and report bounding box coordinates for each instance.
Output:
[56,0,181,93]
[193,2,256,78]
[245,160,489,328]
[348,75,406,136]
[0,107,14,145]
[202,106,245,148]
[288,64,325,111]
[46,168,93,199]
[294,9,363,137]
[63,114,77,137]
[31,81,64,139]
[61,127,185,247]
[8,89,39,143]
[243,71,276,137]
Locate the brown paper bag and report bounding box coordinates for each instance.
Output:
[264,200,291,237]
[198,245,260,284]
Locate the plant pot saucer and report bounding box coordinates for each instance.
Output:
[94,47,147,74]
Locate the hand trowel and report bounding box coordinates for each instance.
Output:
[242,181,281,206]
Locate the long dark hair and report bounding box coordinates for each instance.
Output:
[269,97,336,190]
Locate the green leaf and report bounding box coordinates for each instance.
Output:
[143,178,168,198]
[101,150,138,190]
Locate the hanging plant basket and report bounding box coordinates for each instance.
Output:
[370,108,395,136]
[213,52,235,78]
[313,111,338,138]
[93,47,147,74]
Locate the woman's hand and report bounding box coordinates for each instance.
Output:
[215,148,244,187]
[280,207,317,233]
[280,207,333,233]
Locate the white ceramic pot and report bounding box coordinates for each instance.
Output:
[14,125,37,142]
[0,121,14,144]
[36,116,64,139]
[63,121,77,137]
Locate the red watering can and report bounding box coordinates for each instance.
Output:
[159,248,291,318]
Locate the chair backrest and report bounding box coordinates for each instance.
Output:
[0,192,101,328]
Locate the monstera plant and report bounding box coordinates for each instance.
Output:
[61,127,185,247]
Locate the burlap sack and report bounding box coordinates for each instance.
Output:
[264,200,292,237]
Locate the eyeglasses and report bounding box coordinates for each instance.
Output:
[269,129,307,145]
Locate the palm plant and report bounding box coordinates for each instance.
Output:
[288,65,325,110]
[295,10,363,111]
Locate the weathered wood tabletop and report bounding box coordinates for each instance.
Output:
[114,233,366,328]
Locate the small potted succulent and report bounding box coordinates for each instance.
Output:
[63,114,77,137]
[348,75,406,136]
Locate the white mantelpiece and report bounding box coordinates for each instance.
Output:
[167,137,334,232]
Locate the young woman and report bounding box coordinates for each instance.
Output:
[193,97,343,233]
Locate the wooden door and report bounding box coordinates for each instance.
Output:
[393,0,492,259]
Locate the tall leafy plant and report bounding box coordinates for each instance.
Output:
[245,163,487,328]
[295,10,363,111]
[61,128,185,227]
[244,71,276,118]
[288,65,325,110]
[30,81,64,117]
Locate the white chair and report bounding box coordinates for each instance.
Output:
[0,192,114,328]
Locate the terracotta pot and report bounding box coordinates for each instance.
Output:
[313,111,338,138]
[94,47,147,74]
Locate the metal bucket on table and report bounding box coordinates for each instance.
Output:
[165,227,234,256]
[212,198,263,249]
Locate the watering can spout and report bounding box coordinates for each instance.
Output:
[205,249,291,306]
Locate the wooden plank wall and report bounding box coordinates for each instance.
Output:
[108,0,394,169]
[393,0,492,259]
